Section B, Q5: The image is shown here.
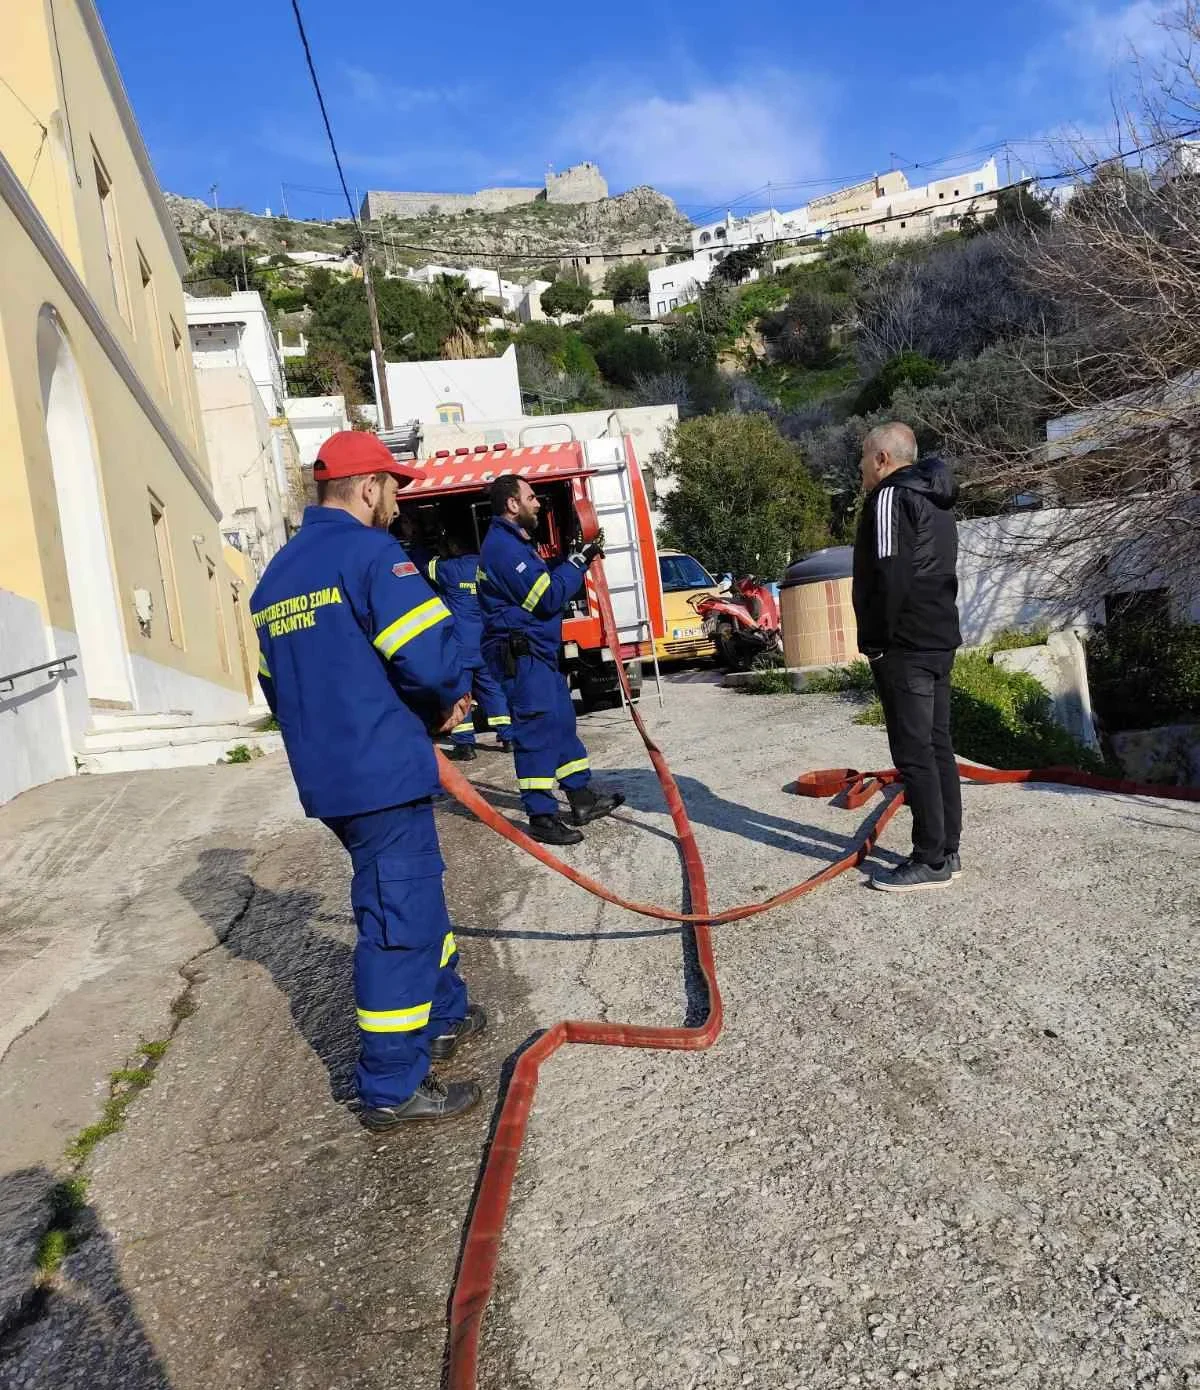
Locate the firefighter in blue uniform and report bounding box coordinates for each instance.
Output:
[426,530,514,762]
[252,431,485,1130]
[479,474,624,846]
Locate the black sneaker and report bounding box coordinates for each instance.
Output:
[871,858,953,893]
[566,787,625,826]
[359,1075,481,1130]
[430,1003,488,1062]
[528,814,584,846]
[945,852,963,879]
[447,744,477,763]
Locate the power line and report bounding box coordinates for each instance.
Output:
[286,0,359,227]
[286,0,393,427]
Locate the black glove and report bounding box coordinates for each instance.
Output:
[581,541,605,566]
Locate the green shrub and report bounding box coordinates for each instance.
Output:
[1086,619,1200,730]
[741,668,793,694]
[271,287,307,314]
[948,650,1106,770]
[988,625,1049,652]
[801,659,874,694]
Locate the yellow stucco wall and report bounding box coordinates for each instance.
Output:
[0,0,243,703]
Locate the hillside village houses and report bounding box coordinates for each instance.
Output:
[649,156,1001,318]
[0,0,275,804]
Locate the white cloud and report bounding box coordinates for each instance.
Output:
[340,64,470,113]
[1064,0,1177,64]
[562,70,828,201]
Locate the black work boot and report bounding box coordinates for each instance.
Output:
[447,744,477,763]
[566,786,625,826]
[430,1003,488,1062]
[359,1075,481,1130]
[528,814,584,846]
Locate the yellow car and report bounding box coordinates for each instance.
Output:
[654,550,721,662]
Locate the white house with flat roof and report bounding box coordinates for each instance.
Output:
[186,291,287,417]
[382,345,522,427]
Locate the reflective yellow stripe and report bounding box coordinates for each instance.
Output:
[488,716,511,727]
[556,758,590,779]
[356,1001,431,1033]
[518,776,556,790]
[440,931,457,967]
[428,556,438,582]
[521,572,551,612]
[451,721,475,734]
[258,653,271,678]
[374,598,451,659]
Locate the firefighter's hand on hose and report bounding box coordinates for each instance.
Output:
[438,693,473,734]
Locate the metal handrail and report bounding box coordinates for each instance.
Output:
[0,654,77,692]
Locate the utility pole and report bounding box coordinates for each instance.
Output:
[210,183,224,250]
[360,230,393,429]
[239,232,249,291]
[1003,143,1013,187]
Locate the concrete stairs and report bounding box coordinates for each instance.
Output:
[77,708,283,775]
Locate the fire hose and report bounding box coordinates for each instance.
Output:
[437,540,1200,1389]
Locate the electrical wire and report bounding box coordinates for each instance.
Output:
[286,0,360,230]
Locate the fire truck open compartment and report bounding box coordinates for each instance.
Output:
[389,440,663,708]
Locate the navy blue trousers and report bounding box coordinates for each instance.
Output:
[491,654,591,817]
[449,659,513,747]
[323,799,467,1108]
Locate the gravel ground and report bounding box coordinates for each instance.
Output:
[1,674,1197,1389]
[474,681,1200,1390]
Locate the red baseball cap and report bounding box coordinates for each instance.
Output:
[313,430,424,485]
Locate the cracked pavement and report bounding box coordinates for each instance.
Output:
[1,675,1198,1389]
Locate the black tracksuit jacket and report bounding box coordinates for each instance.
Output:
[852,458,962,655]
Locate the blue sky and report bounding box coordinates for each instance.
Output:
[98,0,1176,220]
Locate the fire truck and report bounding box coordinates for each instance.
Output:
[384,431,666,709]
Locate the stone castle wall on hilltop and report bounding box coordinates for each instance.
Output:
[360,162,609,221]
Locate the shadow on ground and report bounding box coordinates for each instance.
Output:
[0,1165,171,1387]
[180,849,360,1105]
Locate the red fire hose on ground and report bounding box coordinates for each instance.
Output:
[437,555,1200,1390]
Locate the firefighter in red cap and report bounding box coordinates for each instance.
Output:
[251,431,485,1129]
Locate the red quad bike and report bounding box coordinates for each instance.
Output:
[689,577,784,672]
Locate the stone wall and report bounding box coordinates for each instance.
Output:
[546,162,609,204]
[361,187,541,220]
[361,162,609,221]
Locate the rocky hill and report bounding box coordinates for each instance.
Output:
[166,186,692,275]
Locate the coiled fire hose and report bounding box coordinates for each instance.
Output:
[436,534,1200,1390]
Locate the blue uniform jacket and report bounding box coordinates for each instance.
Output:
[427,553,485,659]
[478,517,587,665]
[251,506,469,819]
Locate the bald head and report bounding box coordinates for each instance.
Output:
[860,421,918,493]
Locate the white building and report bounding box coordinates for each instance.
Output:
[285,394,353,468]
[405,263,525,316]
[186,291,287,417]
[382,345,522,427]
[186,292,300,573]
[689,206,808,256]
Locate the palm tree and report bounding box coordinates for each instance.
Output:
[430,275,491,359]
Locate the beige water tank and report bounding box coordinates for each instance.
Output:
[780,547,861,667]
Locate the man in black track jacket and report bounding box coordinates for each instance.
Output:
[853,422,963,892]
